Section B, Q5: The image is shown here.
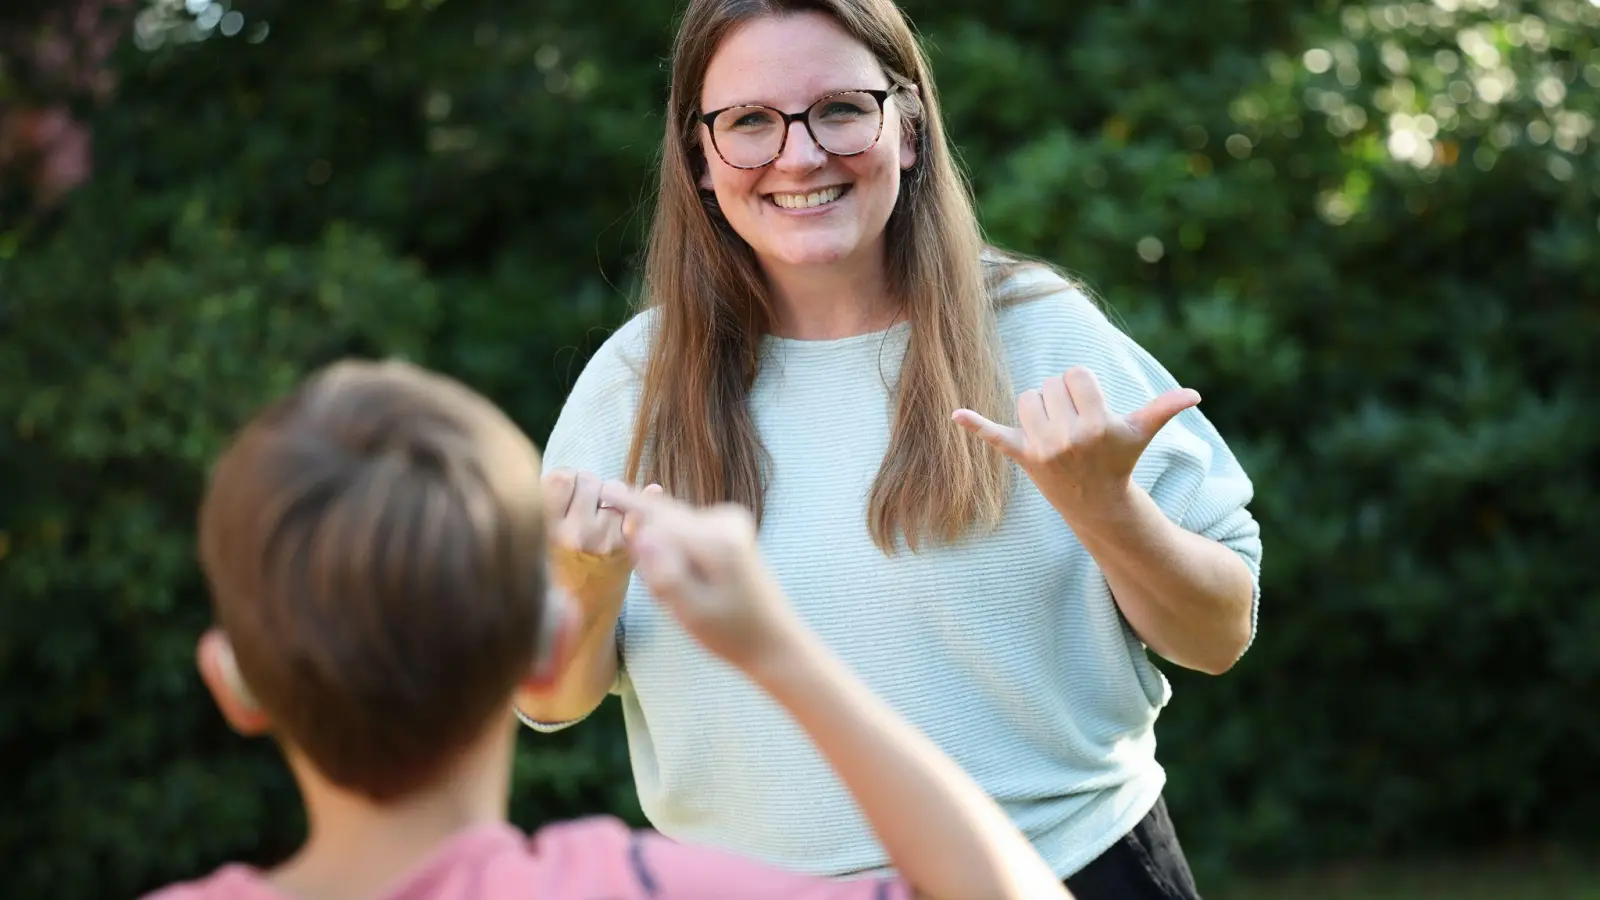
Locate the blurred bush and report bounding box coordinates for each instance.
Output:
[1,0,1595,895]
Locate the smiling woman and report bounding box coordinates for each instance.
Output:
[694,12,916,286]
[516,1,1264,898]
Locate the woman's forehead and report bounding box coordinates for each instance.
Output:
[700,12,883,111]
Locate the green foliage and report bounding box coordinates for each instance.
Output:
[1214,854,1600,900]
[924,0,1600,873]
[0,198,439,893]
[1,0,1596,896]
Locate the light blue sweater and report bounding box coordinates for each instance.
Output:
[525,268,1262,879]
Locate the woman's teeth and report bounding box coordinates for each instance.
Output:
[771,186,845,209]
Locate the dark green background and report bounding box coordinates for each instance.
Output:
[2,1,1597,896]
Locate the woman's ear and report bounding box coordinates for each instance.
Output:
[196,629,271,736]
[694,129,718,191]
[898,84,921,170]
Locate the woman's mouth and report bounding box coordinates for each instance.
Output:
[768,185,850,210]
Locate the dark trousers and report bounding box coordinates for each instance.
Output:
[1064,795,1202,900]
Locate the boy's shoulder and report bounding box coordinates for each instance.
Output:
[139,864,272,900]
[136,818,644,900]
[139,815,911,900]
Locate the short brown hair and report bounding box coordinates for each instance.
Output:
[197,359,548,802]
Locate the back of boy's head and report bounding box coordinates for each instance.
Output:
[197,359,548,802]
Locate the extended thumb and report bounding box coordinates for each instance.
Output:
[1128,388,1201,437]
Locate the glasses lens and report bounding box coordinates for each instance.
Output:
[712,106,785,167]
[808,91,883,156]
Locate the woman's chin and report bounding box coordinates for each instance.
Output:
[757,237,869,271]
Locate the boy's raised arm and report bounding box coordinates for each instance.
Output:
[606,488,1072,900]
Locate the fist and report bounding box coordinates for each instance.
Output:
[601,488,797,670]
[542,468,661,606]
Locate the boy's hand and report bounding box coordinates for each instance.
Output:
[601,486,800,672]
[542,469,660,607]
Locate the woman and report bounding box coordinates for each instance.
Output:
[521,1,1261,897]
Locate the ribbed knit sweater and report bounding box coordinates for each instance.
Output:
[525,267,1262,879]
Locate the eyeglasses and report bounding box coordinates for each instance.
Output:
[698,85,901,170]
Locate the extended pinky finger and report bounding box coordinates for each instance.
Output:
[951,409,1026,457]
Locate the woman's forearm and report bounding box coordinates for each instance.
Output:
[514,574,625,724]
[1061,482,1254,675]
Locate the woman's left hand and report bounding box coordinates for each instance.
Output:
[952,366,1200,521]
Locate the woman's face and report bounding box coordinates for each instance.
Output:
[697,11,916,274]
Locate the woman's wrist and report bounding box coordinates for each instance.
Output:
[553,559,630,629]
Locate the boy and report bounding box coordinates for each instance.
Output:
[145,359,1071,900]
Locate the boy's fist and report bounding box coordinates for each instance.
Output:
[599,485,798,671]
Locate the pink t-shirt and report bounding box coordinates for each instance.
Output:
[141,816,912,900]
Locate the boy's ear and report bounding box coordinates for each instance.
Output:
[515,588,581,700]
[196,628,271,736]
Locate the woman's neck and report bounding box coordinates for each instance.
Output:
[762,252,902,341]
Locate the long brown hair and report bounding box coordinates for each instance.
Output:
[627,0,1029,553]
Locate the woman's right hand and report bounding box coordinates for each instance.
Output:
[542,468,660,610]
[515,470,660,725]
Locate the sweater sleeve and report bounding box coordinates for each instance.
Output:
[999,270,1264,652]
[521,310,653,732]
[540,311,653,482]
